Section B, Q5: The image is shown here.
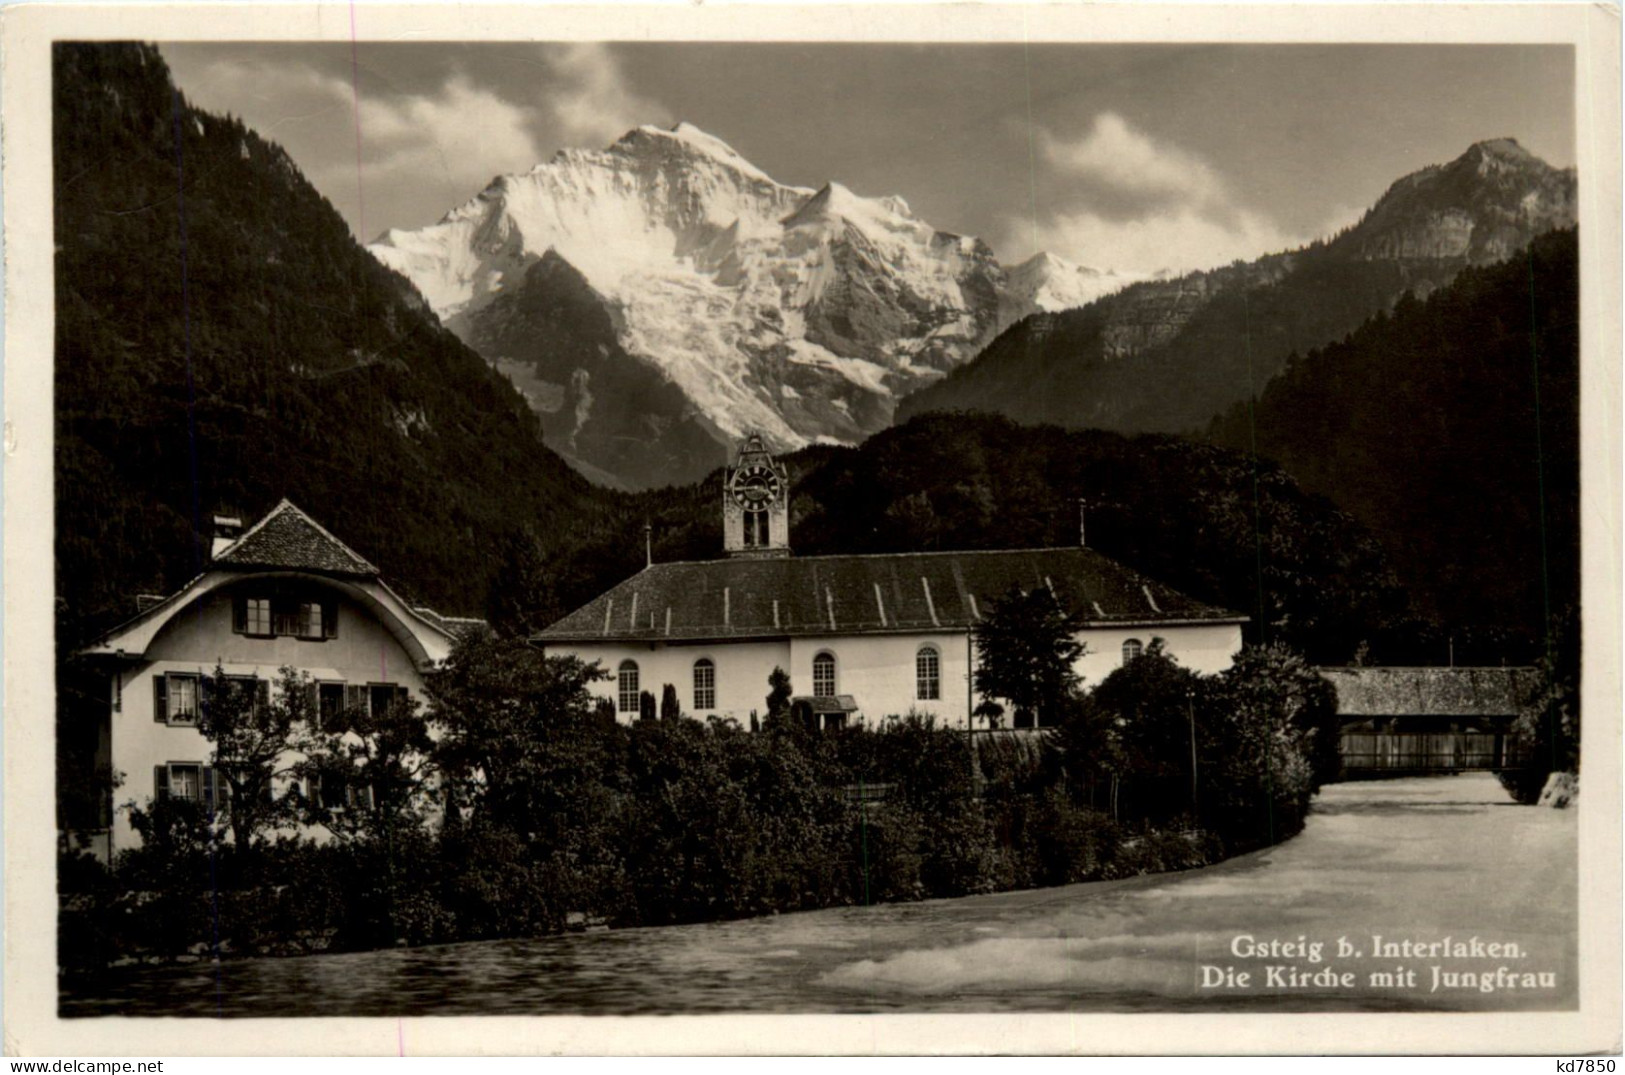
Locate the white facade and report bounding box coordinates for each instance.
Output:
[71,502,462,855]
[96,577,444,850]
[559,619,1243,730]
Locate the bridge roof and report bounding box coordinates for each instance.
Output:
[1319,666,1538,717]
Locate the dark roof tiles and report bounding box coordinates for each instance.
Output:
[213,499,378,576]
[1319,666,1537,717]
[537,547,1245,643]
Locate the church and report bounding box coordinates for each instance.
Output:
[536,436,1248,729]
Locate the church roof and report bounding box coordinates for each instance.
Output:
[536,546,1246,644]
[213,499,378,576]
[1319,666,1537,717]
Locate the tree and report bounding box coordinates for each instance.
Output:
[301,689,435,843]
[973,585,1086,728]
[196,665,308,851]
[1201,644,1325,851]
[639,690,657,723]
[1076,640,1201,822]
[426,635,612,839]
[765,666,793,719]
[660,683,682,722]
[1219,643,1341,789]
[1499,606,1580,803]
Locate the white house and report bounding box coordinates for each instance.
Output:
[66,500,482,856]
[536,436,1247,730]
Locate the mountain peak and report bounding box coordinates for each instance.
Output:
[613,121,776,184]
[1463,137,1535,164]
[784,180,919,233]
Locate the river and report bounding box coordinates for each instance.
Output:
[60,774,1576,1016]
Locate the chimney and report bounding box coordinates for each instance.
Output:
[211,514,243,559]
[1078,498,1087,548]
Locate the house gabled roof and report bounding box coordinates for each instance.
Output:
[413,606,492,641]
[1318,666,1538,717]
[536,546,1245,644]
[212,499,377,576]
[78,500,463,667]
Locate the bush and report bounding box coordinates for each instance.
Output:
[849,801,924,905]
[66,637,1334,969]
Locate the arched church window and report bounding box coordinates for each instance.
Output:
[743,510,767,547]
[617,660,640,713]
[916,645,940,700]
[1122,639,1143,665]
[813,651,836,697]
[693,658,716,711]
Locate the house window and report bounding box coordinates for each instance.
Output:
[233,594,334,639]
[1122,638,1144,665]
[813,652,836,697]
[369,683,408,718]
[618,660,640,713]
[237,597,272,636]
[317,682,347,731]
[693,658,716,710]
[311,772,373,812]
[163,673,199,724]
[167,763,201,801]
[916,645,941,700]
[155,762,223,811]
[272,599,301,637]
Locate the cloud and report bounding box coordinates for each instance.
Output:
[544,43,672,148]
[1005,206,1310,278]
[1007,112,1355,275]
[1038,113,1229,221]
[359,74,544,192]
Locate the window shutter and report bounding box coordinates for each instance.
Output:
[255,679,270,714]
[322,601,338,639]
[152,674,168,723]
[154,765,169,801]
[202,767,217,814]
[232,596,247,634]
[345,684,365,714]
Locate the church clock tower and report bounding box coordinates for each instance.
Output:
[723,433,790,557]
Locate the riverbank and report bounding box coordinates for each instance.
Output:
[61,774,1574,1015]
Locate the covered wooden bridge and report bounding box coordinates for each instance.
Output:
[1319,666,1537,777]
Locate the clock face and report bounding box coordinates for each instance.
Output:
[729,462,782,508]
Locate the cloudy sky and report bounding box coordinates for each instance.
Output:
[161,42,1574,275]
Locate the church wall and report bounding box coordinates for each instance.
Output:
[565,640,794,724]
[788,631,976,727]
[554,621,1243,733]
[1075,623,1245,689]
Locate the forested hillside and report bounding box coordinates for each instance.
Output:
[1209,228,1579,646]
[498,413,1429,665]
[53,44,600,647]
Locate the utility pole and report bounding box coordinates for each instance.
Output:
[1188,685,1199,819]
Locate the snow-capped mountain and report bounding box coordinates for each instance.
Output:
[1002,251,1154,322]
[370,123,1127,489]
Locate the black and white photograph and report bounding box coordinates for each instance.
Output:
[3,0,1619,1057]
